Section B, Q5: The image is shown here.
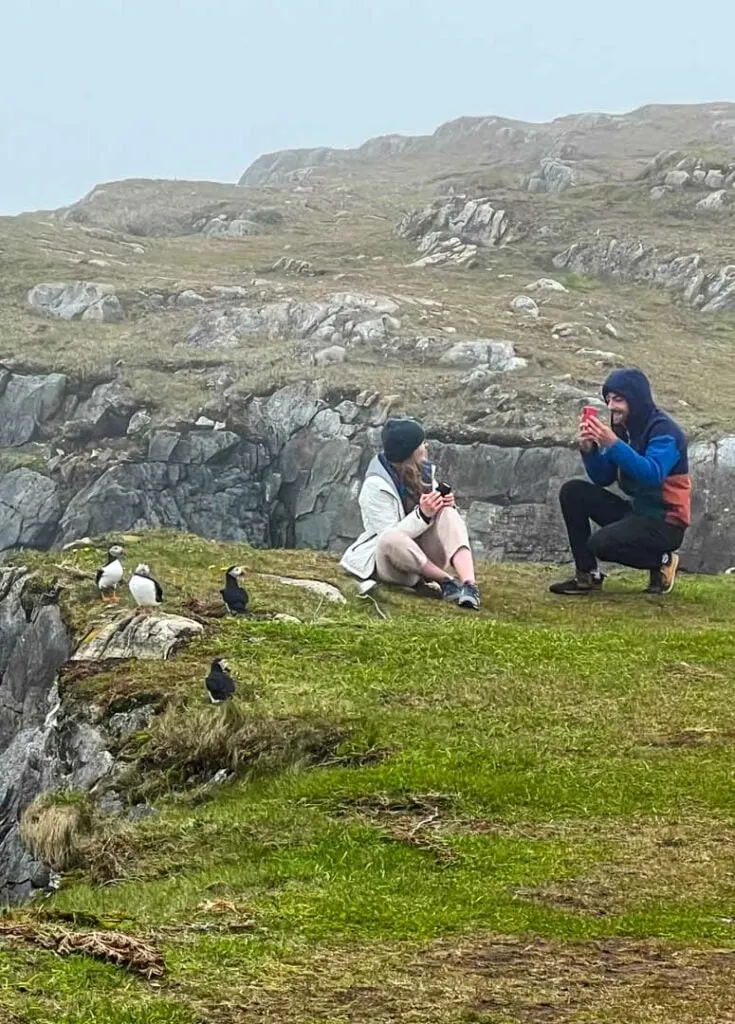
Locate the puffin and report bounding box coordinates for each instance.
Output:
[221,565,249,615]
[205,657,236,703]
[96,545,125,603]
[129,564,164,609]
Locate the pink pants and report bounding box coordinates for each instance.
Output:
[375,507,470,587]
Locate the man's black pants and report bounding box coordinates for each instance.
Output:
[559,479,685,573]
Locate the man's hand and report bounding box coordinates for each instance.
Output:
[583,415,618,449]
[578,421,595,453]
[419,491,444,519]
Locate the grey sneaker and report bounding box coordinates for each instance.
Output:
[549,572,605,596]
[440,578,463,603]
[458,582,481,610]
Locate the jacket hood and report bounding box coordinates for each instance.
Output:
[602,368,656,434]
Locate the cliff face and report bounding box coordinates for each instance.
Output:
[0,372,732,575]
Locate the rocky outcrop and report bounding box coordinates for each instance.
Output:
[0,569,76,900]
[0,569,210,903]
[0,371,68,446]
[186,292,401,352]
[397,196,520,261]
[553,237,735,314]
[73,613,203,661]
[527,158,576,194]
[27,282,124,322]
[0,372,735,572]
[639,150,735,199]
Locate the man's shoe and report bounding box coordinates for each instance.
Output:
[646,552,679,595]
[549,572,604,596]
[457,582,481,610]
[412,580,442,600]
[440,578,463,603]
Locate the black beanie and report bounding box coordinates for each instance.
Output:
[381,418,425,464]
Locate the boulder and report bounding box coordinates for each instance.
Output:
[27,282,123,321]
[127,409,153,437]
[697,190,728,211]
[314,345,347,366]
[72,613,203,661]
[664,170,691,188]
[509,295,539,318]
[0,372,68,446]
[0,470,62,553]
[439,340,527,371]
[176,289,207,308]
[705,169,725,190]
[398,195,517,252]
[527,159,576,194]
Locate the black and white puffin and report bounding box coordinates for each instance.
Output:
[96,545,124,603]
[205,657,236,703]
[221,565,249,615]
[129,563,164,609]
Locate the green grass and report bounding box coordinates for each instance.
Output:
[3,531,735,1021]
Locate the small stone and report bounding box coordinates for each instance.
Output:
[195,416,216,428]
[176,289,207,308]
[602,322,621,339]
[525,278,567,292]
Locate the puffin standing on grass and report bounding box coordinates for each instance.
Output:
[221,566,249,615]
[205,658,236,703]
[129,563,164,611]
[96,545,125,603]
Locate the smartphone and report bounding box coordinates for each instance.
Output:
[436,482,452,497]
[581,405,600,423]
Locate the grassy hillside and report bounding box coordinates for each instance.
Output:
[3,104,735,440]
[2,532,735,1022]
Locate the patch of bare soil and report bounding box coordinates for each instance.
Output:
[197,934,735,1023]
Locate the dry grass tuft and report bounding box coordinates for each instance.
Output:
[123,700,348,799]
[19,793,94,872]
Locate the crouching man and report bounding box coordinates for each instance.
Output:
[550,368,691,596]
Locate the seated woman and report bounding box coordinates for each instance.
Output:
[340,417,480,610]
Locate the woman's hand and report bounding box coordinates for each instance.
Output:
[419,491,444,519]
[441,492,456,509]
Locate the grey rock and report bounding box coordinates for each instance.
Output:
[552,236,735,315]
[697,190,728,211]
[0,470,61,554]
[27,282,122,321]
[80,294,124,323]
[73,613,203,661]
[649,185,671,200]
[176,289,207,308]
[526,278,567,292]
[65,381,137,440]
[509,295,539,317]
[126,409,152,438]
[527,158,576,194]
[664,169,691,188]
[398,195,517,254]
[705,169,725,190]
[439,340,526,371]
[314,345,346,367]
[0,372,68,446]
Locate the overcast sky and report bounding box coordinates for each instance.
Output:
[1,0,733,215]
